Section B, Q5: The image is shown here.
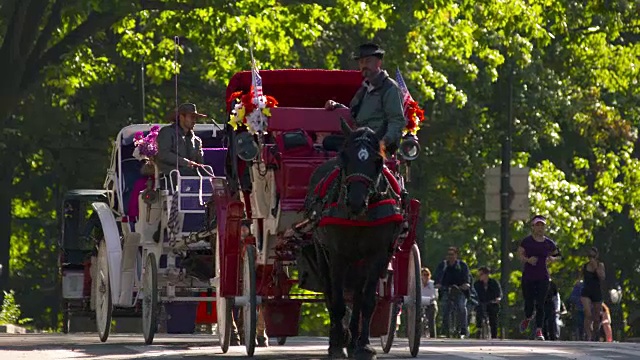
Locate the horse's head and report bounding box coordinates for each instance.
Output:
[338,118,386,217]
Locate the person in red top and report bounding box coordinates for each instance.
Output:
[517,215,561,340]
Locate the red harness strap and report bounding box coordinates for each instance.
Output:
[314,167,341,198]
[318,198,404,227]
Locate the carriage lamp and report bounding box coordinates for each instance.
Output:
[399,134,420,161]
[236,132,259,161]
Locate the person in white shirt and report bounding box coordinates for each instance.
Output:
[422,267,438,338]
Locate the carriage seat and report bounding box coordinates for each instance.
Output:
[202,148,227,176]
[266,129,335,212]
[176,175,214,233]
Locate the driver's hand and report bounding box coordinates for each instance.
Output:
[325,100,337,110]
[187,160,200,168]
[527,256,538,265]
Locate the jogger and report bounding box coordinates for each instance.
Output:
[517,215,561,340]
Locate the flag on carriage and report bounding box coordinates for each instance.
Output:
[395,67,414,118]
[395,68,426,135]
[251,55,263,102]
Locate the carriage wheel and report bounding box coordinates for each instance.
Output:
[215,232,232,353]
[380,272,397,353]
[242,244,257,357]
[277,337,287,345]
[61,300,69,334]
[405,243,422,357]
[95,240,112,343]
[142,252,159,345]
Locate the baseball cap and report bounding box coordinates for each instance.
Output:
[531,215,546,225]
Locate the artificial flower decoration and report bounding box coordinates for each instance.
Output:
[403,99,426,136]
[227,87,278,134]
[133,125,160,161]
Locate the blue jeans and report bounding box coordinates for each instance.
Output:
[441,289,469,337]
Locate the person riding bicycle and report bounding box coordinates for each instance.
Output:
[473,267,502,339]
[421,267,438,338]
[434,246,471,338]
[542,278,562,341]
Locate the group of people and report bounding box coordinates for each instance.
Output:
[420,247,502,340]
[420,215,610,342]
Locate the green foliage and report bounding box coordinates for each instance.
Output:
[0,290,32,325]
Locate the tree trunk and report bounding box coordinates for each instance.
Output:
[0,161,14,305]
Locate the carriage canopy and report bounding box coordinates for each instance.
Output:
[225,69,362,112]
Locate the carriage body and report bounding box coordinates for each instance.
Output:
[216,69,424,356]
[83,123,226,342]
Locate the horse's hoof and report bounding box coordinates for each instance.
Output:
[354,345,377,360]
[346,344,355,358]
[328,346,348,359]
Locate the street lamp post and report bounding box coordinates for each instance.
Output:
[499,62,514,339]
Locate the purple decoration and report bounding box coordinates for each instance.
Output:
[134,126,161,159]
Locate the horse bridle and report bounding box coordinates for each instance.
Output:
[338,135,383,208]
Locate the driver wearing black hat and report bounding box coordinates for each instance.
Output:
[325,43,406,153]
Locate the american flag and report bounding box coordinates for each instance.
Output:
[251,59,263,101]
[395,68,414,119]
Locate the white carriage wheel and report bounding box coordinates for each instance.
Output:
[142,252,158,345]
[215,232,232,353]
[243,244,257,357]
[406,243,422,357]
[96,240,112,343]
[380,271,397,354]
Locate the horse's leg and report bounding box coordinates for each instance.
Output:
[328,254,348,359]
[354,254,391,360]
[347,268,366,358]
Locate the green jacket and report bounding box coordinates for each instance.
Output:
[349,70,407,147]
[155,123,203,176]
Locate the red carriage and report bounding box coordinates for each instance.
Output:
[213,69,424,357]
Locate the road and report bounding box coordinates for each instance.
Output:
[1,334,640,359]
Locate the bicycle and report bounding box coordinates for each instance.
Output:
[446,285,463,338]
[421,297,437,338]
[477,302,491,339]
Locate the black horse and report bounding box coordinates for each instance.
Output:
[306,119,403,360]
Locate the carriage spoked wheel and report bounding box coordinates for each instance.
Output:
[242,244,257,357]
[95,240,112,343]
[142,252,159,345]
[215,233,233,353]
[380,271,398,354]
[405,243,422,357]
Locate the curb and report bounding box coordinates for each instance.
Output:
[0,324,36,334]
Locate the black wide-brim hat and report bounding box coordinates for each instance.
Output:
[352,42,385,60]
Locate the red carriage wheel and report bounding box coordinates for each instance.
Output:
[215,231,233,353]
[405,243,422,357]
[242,244,257,357]
[380,269,398,353]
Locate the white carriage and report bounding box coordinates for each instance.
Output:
[90,123,227,343]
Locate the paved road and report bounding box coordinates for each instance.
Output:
[1,334,640,359]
